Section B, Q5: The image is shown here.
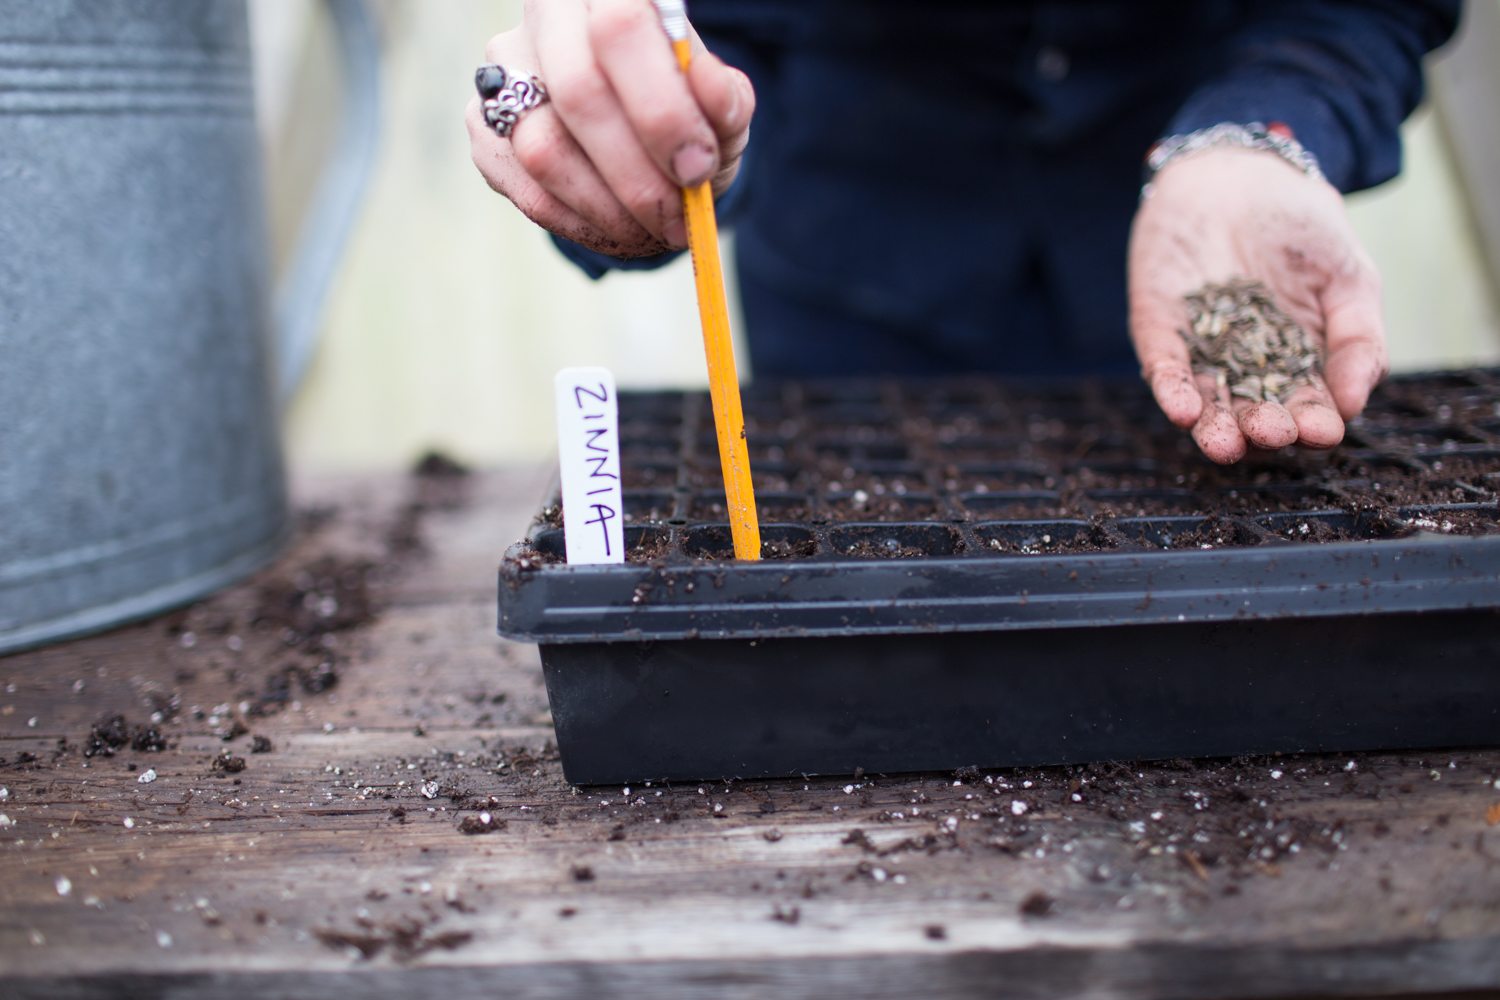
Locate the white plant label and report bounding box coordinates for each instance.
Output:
[554,367,625,564]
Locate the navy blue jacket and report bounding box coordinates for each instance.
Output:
[556,1,1460,378]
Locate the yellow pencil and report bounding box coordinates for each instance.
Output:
[654,0,761,561]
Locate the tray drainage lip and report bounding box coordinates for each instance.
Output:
[498,532,1500,643]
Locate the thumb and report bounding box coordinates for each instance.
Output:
[1129,284,1203,429]
[1320,258,1387,420]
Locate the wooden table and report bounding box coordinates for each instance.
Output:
[3,470,1498,999]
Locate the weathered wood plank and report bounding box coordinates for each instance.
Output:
[1,469,1498,999]
[11,942,1500,1000]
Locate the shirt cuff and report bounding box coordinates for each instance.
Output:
[1163,77,1366,193]
[550,237,683,280]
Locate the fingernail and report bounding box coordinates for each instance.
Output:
[671,143,716,187]
[663,218,687,248]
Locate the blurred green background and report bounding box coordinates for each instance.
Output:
[250,0,1500,472]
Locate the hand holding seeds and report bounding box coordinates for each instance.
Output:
[1127,147,1388,465]
[466,0,754,258]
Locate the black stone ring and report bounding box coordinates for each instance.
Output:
[475,64,549,139]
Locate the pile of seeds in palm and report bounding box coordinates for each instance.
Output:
[1181,278,1323,404]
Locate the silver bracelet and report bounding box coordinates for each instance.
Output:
[1143,122,1323,197]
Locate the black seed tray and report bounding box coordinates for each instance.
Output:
[500,370,1500,785]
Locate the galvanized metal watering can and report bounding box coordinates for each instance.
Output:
[0,0,378,653]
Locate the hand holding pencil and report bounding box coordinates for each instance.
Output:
[466,0,754,260]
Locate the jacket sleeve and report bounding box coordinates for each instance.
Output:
[1162,0,1461,193]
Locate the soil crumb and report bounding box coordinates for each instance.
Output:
[458,812,506,835]
[84,714,170,758]
[412,451,471,479]
[1018,890,1055,917]
[314,915,472,963]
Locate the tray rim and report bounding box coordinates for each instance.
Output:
[498,527,1500,643]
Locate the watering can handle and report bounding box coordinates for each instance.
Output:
[273,0,381,409]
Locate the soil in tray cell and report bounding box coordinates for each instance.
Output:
[1432,395,1500,426]
[1408,452,1500,492]
[1360,478,1489,507]
[623,491,677,523]
[1330,451,1424,484]
[941,462,1055,492]
[1357,389,1434,421]
[799,403,894,430]
[618,436,681,463]
[905,380,1000,409]
[617,391,686,420]
[827,523,965,559]
[957,491,1069,520]
[1349,423,1486,452]
[932,436,1037,465]
[927,416,1022,444]
[681,524,819,560]
[1004,386,1095,414]
[1064,462,1175,491]
[1086,489,1207,518]
[740,406,793,435]
[530,526,672,564]
[1211,484,1344,515]
[822,491,943,522]
[619,417,680,442]
[1396,504,1500,536]
[687,492,814,524]
[1116,516,1263,550]
[1253,512,1408,544]
[816,463,928,496]
[622,460,679,489]
[1332,454,1493,505]
[683,459,798,493]
[693,431,798,465]
[801,382,886,406]
[1050,438,1143,466]
[973,520,1119,555]
[811,440,913,464]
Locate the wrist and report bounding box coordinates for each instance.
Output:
[1143,122,1323,198]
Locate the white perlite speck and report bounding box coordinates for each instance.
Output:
[55,876,72,897]
[0,814,12,829]
[420,780,440,799]
[138,769,157,784]
[123,817,135,829]
[156,930,173,949]
[1270,769,1283,780]
[1011,800,1028,816]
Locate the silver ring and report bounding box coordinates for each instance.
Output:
[475,64,549,139]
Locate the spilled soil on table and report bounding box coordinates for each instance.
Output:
[61,450,472,773]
